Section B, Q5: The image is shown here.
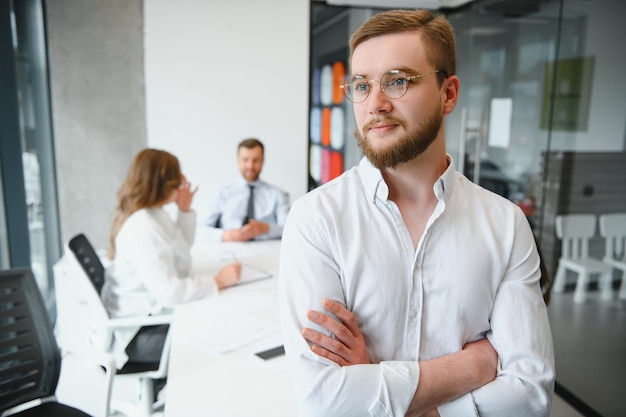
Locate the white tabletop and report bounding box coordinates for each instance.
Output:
[164,240,299,417]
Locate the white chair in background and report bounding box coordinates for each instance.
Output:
[55,233,173,417]
[553,214,613,303]
[599,213,626,300]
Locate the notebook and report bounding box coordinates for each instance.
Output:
[236,264,273,286]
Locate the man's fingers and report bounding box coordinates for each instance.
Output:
[311,345,348,366]
[321,299,362,341]
[303,327,350,363]
[306,310,352,341]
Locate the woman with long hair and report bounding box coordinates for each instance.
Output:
[102,148,241,369]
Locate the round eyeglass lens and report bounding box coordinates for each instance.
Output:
[380,71,410,99]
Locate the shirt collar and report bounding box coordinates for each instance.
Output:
[436,154,457,201]
[236,177,263,187]
[359,154,457,203]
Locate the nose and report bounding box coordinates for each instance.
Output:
[366,81,392,114]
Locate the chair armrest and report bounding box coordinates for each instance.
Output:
[104,314,174,330]
[63,346,116,372]
[60,347,116,417]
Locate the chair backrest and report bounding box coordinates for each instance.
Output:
[599,213,626,260]
[68,233,106,295]
[0,267,61,413]
[67,234,113,350]
[555,214,597,259]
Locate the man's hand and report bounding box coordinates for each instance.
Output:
[222,228,254,242]
[241,220,269,238]
[302,298,370,366]
[221,220,269,241]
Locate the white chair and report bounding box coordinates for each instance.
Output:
[553,214,613,303]
[56,233,173,417]
[599,213,626,300]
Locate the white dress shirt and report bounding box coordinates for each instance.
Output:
[198,178,290,241]
[102,207,219,367]
[279,156,555,417]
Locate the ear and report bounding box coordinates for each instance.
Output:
[442,75,460,115]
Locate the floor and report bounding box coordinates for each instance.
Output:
[547,286,626,417]
[56,288,626,417]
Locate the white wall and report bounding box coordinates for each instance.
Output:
[144,0,310,211]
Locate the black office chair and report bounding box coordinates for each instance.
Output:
[0,267,114,417]
[67,233,105,295]
[66,233,172,416]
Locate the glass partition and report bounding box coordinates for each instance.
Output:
[8,0,61,314]
[310,1,626,415]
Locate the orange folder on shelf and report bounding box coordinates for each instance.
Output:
[332,61,346,105]
[321,108,331,147]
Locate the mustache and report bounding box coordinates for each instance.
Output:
[362,116,405,131]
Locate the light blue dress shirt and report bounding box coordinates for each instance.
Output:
[198,178,290,242]
[279,156,555,417]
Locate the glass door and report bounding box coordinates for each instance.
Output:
[446,0,564,239]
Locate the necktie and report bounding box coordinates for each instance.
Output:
[244,184,255,225]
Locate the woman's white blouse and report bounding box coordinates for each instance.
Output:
[102,207,218,366]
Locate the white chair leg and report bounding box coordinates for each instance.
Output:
[573,272,588,303]
[553,263,567,293]
[600,272,614,301]
[138,379,154,417]
[619,272,626,300]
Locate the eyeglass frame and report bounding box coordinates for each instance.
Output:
[340,69,444,103]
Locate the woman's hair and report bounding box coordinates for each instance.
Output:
[107,148,182,258]
[349,9,456,85]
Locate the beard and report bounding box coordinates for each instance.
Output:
[355,107,442,170]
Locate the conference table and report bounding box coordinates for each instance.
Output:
[163,240,299,417]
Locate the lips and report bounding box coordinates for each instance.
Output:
[365,118,401,135]
[369,122,396,131]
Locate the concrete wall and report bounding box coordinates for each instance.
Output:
[46,0,146,250]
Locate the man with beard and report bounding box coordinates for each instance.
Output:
[278,9,554,417]
[198,138,290,242]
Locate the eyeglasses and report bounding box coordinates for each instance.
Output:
[341,69,441,103]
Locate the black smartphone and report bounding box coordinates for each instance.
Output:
[255,345,285,360]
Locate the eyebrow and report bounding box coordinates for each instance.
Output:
[350,66,422,78]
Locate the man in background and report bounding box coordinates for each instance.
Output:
[198,138,289,242]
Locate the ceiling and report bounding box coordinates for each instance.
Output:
[323,0,475,10]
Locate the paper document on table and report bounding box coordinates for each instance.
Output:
[236,265,273,286]
[192,313,279,355]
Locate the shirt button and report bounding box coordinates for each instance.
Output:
[409,310,417,319]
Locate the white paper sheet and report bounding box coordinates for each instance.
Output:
[190,313,279,355]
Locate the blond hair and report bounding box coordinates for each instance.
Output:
[108,148,182,258]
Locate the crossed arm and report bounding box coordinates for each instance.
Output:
[303,299,498,417]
